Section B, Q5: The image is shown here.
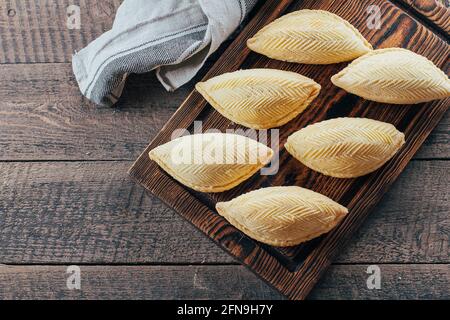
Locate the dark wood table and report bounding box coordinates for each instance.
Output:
[0,0,448,299]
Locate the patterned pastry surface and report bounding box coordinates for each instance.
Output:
[285,117,405,178]
[149,133,274,192]
[331,48,450,104]
[247,9,372,64]
[216,186,348,246]
[196,68,321,129]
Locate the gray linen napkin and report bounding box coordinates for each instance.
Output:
[72,0,257,107]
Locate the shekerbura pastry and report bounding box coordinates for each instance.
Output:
[216,186,348,246]
[285,117,405,178]
[196,68,321,129]
[149,133,274,192]
[247,9,372,64]
[331,48,450,104]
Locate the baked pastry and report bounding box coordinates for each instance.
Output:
[331,48,450,104]
[196,69,321,129]
[285,117,405,178]
[247,9,372,64]
[216,186,348,246]
[149,133,274,192]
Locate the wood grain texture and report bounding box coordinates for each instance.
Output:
[0,161,448,264]
[0,0,121,63]
[0,264,448,300]
[0,265,280,300]
[310,263,450,299]
[0,161,231,264]
[414,109,449,159]
[0,64,192,161]
[396,0,450,34]
[129,0,450,299]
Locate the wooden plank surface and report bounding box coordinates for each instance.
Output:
[0,63,447,161]
[0,0,121,63]
[1,161,448,264]
[311,264,450,299]
[396,0,450,34]
[0,264,448,300]
[128,0,450,299]
[0,0,236,65]
[0,65,186,161]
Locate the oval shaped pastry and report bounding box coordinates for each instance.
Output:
[331,48,450,104]
[196,69,321,129]
[247,9,372,64]
[149,133,274,193]
[285,118,405,178]
[216,186,348,246]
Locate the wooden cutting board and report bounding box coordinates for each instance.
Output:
[129,0,449,300]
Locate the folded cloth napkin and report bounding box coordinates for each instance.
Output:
[72,0,258,107]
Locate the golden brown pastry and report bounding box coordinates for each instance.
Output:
[331,48,450,104]
[149,133,274,192]
[247,9,372,64]
[216,186,348,246]
[285,118,405,178]
[196,69,321,129]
